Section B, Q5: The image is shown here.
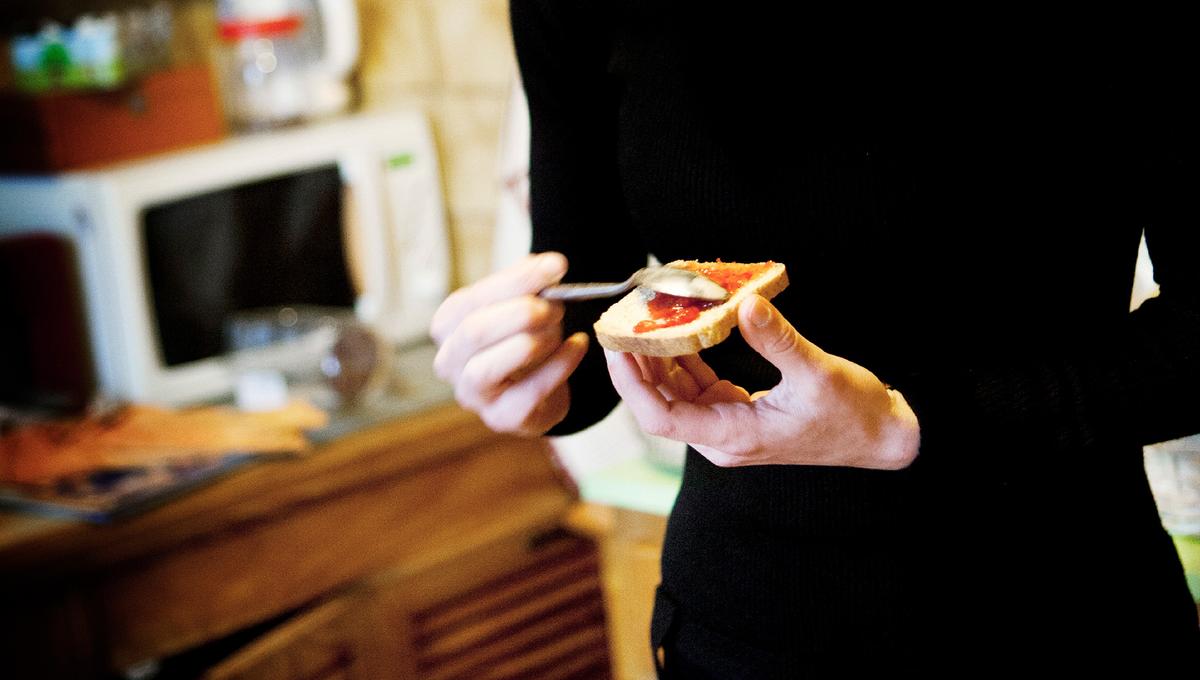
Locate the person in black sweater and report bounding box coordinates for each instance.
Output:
[431,2,1200,674]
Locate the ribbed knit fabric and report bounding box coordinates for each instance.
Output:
[513,1,1200,666]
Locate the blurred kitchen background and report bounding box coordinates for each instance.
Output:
[0,0,519,286]
[0,2,1196,679]
[0,1,670,679]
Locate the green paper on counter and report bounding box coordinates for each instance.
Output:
[578,457,682,517]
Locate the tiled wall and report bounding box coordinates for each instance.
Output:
[358,0,517,286]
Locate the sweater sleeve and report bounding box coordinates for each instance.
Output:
[892,140,1200,474]
[511,0,647,435]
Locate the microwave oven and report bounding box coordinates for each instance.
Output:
[0,111,450,407]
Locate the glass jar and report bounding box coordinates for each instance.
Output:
[225,306,388,412]
[216,4,315,131]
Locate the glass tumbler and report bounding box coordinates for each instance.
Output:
[225,306,387,412]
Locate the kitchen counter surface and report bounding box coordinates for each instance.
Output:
[0,342,453,568]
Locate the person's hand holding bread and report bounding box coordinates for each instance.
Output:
[605,294,921,471]
[431,252,588,436]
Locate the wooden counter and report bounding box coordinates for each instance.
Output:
[0,404,611,679]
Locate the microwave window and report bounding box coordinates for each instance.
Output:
[143,164,355,367]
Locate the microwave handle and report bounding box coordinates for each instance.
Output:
[315,0,360,79]
[341,181,366,296]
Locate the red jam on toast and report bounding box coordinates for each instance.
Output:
[633,261,773,333]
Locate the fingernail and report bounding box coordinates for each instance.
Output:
[749,297,772,327]
[537,252,566,275]
[603,348,617,363]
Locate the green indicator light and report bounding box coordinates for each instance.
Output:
[388,152,414,168]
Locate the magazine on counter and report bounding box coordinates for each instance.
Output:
[0,453,259,522]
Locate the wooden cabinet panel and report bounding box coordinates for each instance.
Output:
[396,531,612,680]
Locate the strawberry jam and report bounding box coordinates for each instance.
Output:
[632,261,772,333]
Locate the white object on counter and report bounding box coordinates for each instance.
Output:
[235,369,290,412]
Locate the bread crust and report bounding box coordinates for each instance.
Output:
[594,261,788,356]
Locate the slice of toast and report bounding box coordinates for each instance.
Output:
[594,260,788,356]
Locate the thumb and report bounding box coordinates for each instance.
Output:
[738,295,820,377]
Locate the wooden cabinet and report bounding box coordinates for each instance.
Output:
[568,504,669,680]
[0,405,611,679]
[196,529,610,680]
[402,531,610,680]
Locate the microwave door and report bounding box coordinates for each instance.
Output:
[143,164,356,370]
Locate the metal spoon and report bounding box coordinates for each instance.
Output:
[539,265,728,302]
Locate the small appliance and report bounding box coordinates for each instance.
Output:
[0,111,449,407]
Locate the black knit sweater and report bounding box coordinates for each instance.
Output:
[513,1,1199,665]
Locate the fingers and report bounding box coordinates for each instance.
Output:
[633,355,680,402]
[480,333,588,434]
[429,252,585,437]
[738,295,822,380]
[676,354,719,391]
[604,350,684,436]
[604,349,746,448]
[431,252,567,343]
[632,355,659,382]
[633,354,720,403]
[454,325,563,409]
[695,380,751,406]
[519,383,571,436]
[433,295,563,383]
[660,360,701,401]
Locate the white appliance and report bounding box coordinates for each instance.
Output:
[0,111,449,406]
